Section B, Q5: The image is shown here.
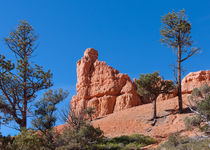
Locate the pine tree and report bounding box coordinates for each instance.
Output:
[136,72,175,125]
[32,89,69,149]
[0,20,53,130]
[32,89,69,131]
[160,9,200,113]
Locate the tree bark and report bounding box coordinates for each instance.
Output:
[22,54,28,129]
[153,99,157,119]
[152,98,157,126]
[177,44,183,113]
[22,100,27,129]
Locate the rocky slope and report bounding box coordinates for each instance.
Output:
[91,94,203,148]
[92,94,191,138]
[57,48,210,148]
[56,94,198,148]
[70,48,141,118]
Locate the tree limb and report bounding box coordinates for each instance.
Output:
[181,48,200,62]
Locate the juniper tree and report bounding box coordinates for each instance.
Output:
[160,9,200,113]
[0,21,52,130]
[136,72,175,125]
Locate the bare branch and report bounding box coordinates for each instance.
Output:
[181,48,200,62]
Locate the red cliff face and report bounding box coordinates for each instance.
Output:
[182,70,210,94]
[70,48,141,118]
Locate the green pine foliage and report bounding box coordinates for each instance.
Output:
[160,9,194,50]
[135,72,175,122]
[31,88,69,150]
[0,89,69,150]
[136,72,174,101]
[32,89,69,131]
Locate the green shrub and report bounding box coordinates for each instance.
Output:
[109,134,155,146]
[158,133,210,150]
[55,123,103,150]
[187,84,210,135]
[92,143,123,150]
[2,129,155,150]
[0,134,14,150]
[93,134,156,150]
[124,142,145,150]
[7,129,44,150]
[184,116,201,130]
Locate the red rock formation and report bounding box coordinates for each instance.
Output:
[157,89,177,102]
[182,70,210,94]
[70,48,141,118]
[157,70,210,101]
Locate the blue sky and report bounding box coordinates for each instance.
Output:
[0,0,209,135]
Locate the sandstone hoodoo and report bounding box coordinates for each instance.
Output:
[70,48,142,118]
[182,70,210,94]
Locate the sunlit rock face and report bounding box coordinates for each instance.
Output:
[157,70,210,101]
[182,70,210,94]
[70,48,142,119]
